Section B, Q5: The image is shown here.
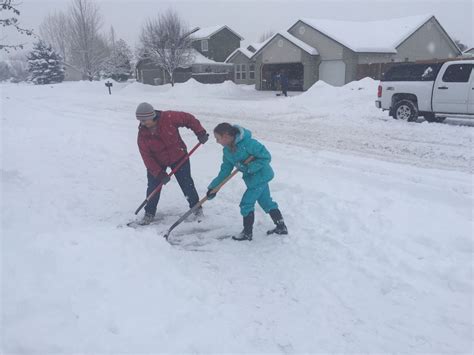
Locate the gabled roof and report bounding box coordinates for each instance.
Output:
[247,42,265,53]
[225,48,254,62]
[250,31,319,59]
[191,25,244,40]
[295,14,437,53]
[188,48,219,65]
[463,47,474,53]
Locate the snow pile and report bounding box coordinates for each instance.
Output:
[164,79,253,99]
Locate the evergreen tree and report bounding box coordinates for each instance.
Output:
[27,40,64,84]
[102,39,132,81]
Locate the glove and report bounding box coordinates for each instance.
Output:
[206,188,217,200]
[157,171,170,185]
[235,162,248,173]
[197,132,209,144]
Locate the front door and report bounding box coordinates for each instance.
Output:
[433,63,473,114]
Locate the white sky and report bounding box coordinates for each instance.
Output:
[4,0,473,55]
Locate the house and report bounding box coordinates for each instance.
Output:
[250,31,319,91]
[136,24,242,85]
[135,49,233,85]
[250,14,461,89]
[224,47,256,85]
[224,42,269,85]
[191,25,244,62]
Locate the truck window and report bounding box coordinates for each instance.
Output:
[442,64,473,83]
[382,63,442,81]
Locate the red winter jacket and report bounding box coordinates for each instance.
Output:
[137,110,206,177]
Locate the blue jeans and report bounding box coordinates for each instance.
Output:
[145,159,200,216]
[239,183,278,217]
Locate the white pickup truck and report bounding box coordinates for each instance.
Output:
[375,60,474,122]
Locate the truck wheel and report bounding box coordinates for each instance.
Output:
[392,100,418,122]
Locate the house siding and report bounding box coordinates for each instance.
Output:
[253,34,318,90]
[192,28,241,62]
[342,48,359,83]
[289,21,344,60]
[302,51,320,90]
[227,52,255,85]
[394,18,459,61]
[210,28,241,62]
[260,34,303,64]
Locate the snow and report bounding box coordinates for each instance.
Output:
[191,25,243,40]
[251,31,319,58]
[225,48,254,62]
[298,14,434,53]
[188,48,219,65]
[1,78,472,353]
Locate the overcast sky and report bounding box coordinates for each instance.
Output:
[5,0,473,54]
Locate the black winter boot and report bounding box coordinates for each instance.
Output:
[232,212,254,241]
[267,209,288,235]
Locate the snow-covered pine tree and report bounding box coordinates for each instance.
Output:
[102,39,132,82]
[27,40,64,84]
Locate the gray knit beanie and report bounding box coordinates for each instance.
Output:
[136,102,157,121]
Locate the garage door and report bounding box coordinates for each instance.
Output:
[319,60,346,86]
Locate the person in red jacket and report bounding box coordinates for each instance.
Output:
[135,102,208,225]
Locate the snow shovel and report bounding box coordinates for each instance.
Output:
[163,156,254,241]
[134,142,202,215]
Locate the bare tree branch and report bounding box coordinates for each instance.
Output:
[67,0,108,80]
[138,9,193,86]
[39,11,70,62]
[0,0,34,52]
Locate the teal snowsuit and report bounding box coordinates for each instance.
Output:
[208,126,278,217]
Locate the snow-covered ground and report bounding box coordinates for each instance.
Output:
[1,79,472,353]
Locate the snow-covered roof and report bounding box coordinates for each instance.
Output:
[191,25,244,40]
[250,31,319,59]
[296,14,434,53]
[247,42,265,52]
[224,48,254,62]
[184,49,232,67]
[189,49,217,64]
[463,47,474,54]
[136,49,232,70]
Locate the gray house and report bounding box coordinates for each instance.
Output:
[224,48,256,85]
[251,14,461,89]
[135,49,233,85]
[136,24,242,85]
[250,31,319,91]
[191,25,244,62]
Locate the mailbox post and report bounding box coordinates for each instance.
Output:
[105,81,113,95]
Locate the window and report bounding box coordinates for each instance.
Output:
[235,64,241,80]
[201,40,208,52]
[442,64,473,83]
[241,64,247,80]
[382,63,443,82]
[249,64,255,79]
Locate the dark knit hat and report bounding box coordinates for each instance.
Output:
[136,102,157,121]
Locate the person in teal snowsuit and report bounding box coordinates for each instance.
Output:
[207,123,288,241]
